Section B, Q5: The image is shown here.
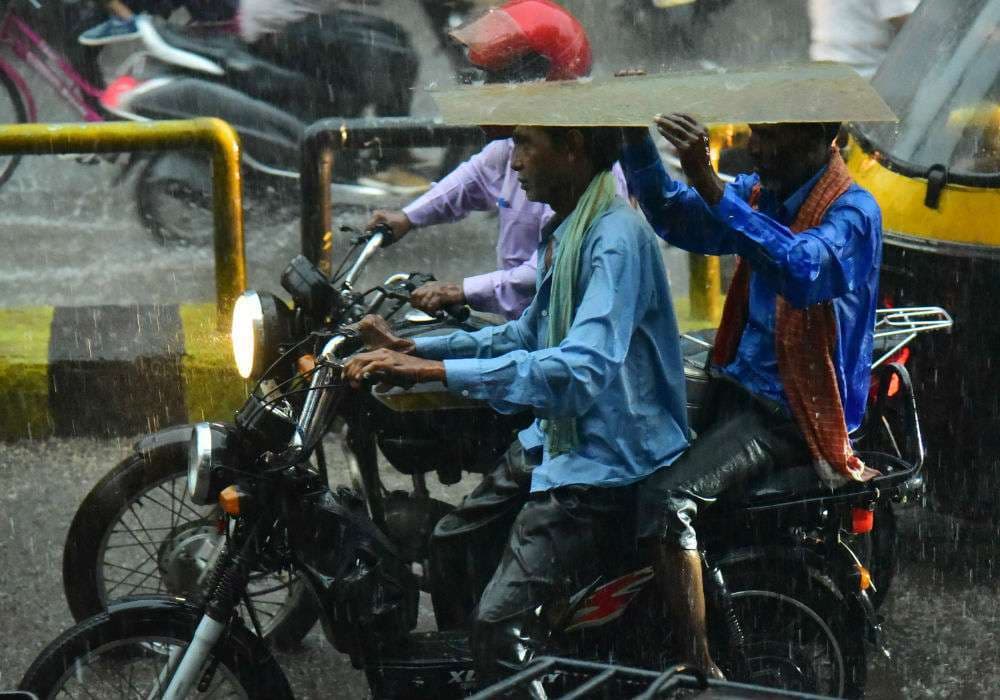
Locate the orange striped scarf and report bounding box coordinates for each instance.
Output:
[711,147,872,486]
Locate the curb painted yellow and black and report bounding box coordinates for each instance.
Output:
[0,303,246,441]
[0,297,716,442]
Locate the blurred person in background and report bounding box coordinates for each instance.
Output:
[80,0,237,45]
[79,0,143,44]
[808,0,920,79]
[366,0,628,320]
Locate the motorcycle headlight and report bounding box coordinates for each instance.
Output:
[231,291,292,380]
[187,422,216,505]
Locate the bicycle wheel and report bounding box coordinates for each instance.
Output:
[0,65,29,188]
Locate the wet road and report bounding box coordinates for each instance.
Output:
[1,1,998,697]
[1,437,999,698]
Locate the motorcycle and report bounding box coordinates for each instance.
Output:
[97,10,422,245]
[100,1,485,247]
[42,227,950,697]
[60,227,523,648]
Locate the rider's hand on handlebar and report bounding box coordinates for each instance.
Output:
[410,281,465,314]
[653,113,724,206]
[356,315,416,353]
[343,349,445,389]
[366,209,412,245]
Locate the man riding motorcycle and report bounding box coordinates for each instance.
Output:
[621,114,883,678]
[344,123,690,684]
[365,0,628,320]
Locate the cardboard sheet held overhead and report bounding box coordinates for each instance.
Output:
[432,63,897,126]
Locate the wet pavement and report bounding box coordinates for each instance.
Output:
[1,437,999,698]
[1,1,997,697]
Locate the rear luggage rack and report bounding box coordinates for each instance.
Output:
[469,656,831,699]
[873,306,952,368]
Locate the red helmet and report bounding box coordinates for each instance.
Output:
[450,0,592,81]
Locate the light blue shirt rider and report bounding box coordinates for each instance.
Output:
[413,197,690,493]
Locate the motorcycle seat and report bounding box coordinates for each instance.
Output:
[733,450,915,510]
[152,21,308,85]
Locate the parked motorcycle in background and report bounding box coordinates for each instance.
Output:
[99,9,422,246]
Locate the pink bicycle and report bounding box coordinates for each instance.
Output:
[0,0,115,186]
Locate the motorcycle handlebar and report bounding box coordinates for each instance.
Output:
[440,303,471,323]
[343,232,385,288]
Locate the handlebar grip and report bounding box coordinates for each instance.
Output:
[372,223,396,247]
[442,304,471,323]
[361,371,415,391]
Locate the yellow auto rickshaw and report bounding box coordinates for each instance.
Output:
[846,0,1000,520]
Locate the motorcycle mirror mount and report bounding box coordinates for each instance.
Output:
[281,255,337,315]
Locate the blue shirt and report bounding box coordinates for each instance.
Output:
[622,135,882,432]
[413,197,690,492]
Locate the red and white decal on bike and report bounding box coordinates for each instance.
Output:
[565,566,654,631]
[99,77,176,121]
[99,76,140,110]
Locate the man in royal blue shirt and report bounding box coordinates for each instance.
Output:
[345,124,690,680]
[622,114,882,677]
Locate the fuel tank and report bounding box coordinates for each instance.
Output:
[363,314,532,483]
[365,317,715,482]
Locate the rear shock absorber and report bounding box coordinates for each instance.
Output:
[703,554,748,671]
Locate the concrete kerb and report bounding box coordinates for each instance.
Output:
[0,297,717,442]
[0,302,246,442]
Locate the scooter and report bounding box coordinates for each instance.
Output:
[38,229,951,698]
[99,10,422,245]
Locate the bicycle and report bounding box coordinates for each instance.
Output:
[0,0,113,186]
[0,0,231,189]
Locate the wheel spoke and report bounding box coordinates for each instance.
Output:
[118,505,164,563]
[247,580,294,597]
[104,561,163,598]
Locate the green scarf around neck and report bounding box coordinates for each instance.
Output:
[541,169,618,456]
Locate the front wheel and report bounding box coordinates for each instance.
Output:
[19,599,293,700]
[63,449,319,648]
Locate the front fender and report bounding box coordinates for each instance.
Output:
[103,595,279,666]
[134,423,199,459]
[134,422,235,461]
[106,594,199,620]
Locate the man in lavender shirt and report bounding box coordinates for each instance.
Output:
[365,0,628,320]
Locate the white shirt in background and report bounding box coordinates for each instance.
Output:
[808,0,921,79]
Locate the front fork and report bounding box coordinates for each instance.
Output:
[159,520,262,699]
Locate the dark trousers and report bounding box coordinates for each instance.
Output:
[637,376,810,547]
[430,441,635,679]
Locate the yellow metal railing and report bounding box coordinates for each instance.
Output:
[688,254,723,323]
[0,118,245,326]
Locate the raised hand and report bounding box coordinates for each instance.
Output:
[654,113,724,205]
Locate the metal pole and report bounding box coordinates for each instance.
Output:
[300,117,485,275]
[689,253,723,324]
[0,119,244,327]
